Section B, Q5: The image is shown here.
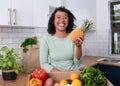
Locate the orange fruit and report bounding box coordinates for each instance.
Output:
[59,80,68,86]
[71,79,82,86]
[70,72,80,80]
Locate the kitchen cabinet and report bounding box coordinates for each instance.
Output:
[93,64,120,86]
[0,0,11,25]
[0,0,33,27]
[33,0,62,27]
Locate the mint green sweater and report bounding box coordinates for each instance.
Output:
[40,34,82,72]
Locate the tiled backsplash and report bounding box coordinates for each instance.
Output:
[84,29,109,57]
[0,27,47,58]
[0,27,119,58]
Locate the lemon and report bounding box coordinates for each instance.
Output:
[71,79,82,86]
[70,72,80,80]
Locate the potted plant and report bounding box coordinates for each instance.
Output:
[0,46,23,81]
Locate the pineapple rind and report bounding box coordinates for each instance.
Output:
[70,29,84,41]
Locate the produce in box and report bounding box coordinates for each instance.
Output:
[29,67,108,86]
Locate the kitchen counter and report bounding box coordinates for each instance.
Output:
[0,56,116,86]
[82,56,120,67]
[0,73,28,86]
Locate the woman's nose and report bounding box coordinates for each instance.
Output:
[60,17,65,21]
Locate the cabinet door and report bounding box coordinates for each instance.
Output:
[33,0,61,27]
[0,0,11,25]
[11,0,33,26]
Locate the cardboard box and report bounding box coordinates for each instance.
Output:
[28,72,113,86]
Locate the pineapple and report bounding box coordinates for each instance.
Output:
[70,19,94,41]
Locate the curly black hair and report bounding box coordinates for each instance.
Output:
[47,6,76,35]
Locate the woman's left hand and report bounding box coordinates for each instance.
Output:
[73,37,84,47]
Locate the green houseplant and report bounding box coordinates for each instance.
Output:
[0,46,23,80]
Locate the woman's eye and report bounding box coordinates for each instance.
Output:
[56,16,68,19]
[64,16,68,19]
[57,16,61,19]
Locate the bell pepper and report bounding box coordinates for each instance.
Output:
[32,68,47,82]
[29,78,42,86]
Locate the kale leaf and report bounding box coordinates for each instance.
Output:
[21,37,37,53]
[80,66,107,86]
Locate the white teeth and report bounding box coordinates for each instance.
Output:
[59,23,64,27]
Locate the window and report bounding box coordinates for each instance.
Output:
[110,1,120,54]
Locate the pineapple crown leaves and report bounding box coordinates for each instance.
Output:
[81,19,94,32]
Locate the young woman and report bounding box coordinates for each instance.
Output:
[40,7,84,72]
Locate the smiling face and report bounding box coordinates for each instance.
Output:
[54,11,69,32]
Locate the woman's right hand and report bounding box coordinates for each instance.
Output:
[73,37,84,48]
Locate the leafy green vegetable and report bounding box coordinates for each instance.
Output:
[80,66,107,86]
[21,37,37,53]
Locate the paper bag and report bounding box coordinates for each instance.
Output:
[22,44,40,73]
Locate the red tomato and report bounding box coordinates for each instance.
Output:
[32,68,47,82]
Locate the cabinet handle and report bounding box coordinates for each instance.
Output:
[12,9,16,25]
[8,8,12,25]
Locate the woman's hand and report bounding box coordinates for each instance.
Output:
[73,37,84,47]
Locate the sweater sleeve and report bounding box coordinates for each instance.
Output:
[40,36,53,72]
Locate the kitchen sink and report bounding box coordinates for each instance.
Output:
[97,57,120,63]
